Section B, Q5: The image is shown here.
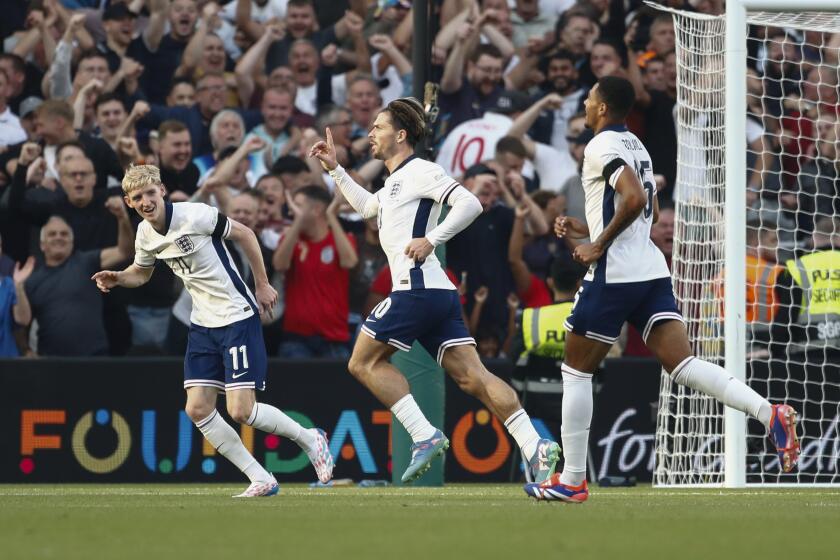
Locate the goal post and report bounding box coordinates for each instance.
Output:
[724,0,748,489]
[652,1,840,487]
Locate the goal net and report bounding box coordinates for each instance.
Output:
[654,7,840,486]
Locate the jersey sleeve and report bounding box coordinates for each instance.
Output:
[133,224,156,268]
[190,202,230,238]
[593,136,628,189]
[415,164,464,205]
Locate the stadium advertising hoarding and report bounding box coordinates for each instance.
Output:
[2,358,664,483]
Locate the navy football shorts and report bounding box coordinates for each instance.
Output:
[184,314,267,392]
[361,289,475,365]
[564,276,684,345]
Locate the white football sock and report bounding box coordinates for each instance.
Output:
[671,357,773,428]
[504,409,541,460]
[391,394,436,443]
[559,364,593,487]
[195,410,272,483]
[247,403,317,452]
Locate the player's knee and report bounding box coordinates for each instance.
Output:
[185,402,215,424]
[226,401,253,425]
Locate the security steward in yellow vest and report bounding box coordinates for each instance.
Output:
[771,217,840,353]
[512,258,587,374]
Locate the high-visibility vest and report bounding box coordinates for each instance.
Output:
[785,250,840,346]
[714,255,784,323]
[520,301,575,360]
[746,255,784,323]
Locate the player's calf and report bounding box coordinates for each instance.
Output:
[347,337,412,407]
[446,363,487,400]
[667,356,803,472]
[442,346,560,481]
[443,345,520,419]
[245,402,336,483]
[649,321,775,427]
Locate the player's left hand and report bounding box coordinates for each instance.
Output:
[572,242,604,265]
[404,238,434,262]
[255,281,278,319]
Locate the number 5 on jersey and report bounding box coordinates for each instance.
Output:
[635,160,655,219]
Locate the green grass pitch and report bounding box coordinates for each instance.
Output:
[1,484,839,559]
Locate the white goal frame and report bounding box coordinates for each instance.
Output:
[724,0,840,488]
[651,0,840,488]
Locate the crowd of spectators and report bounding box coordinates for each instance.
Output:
[0,0,835,360]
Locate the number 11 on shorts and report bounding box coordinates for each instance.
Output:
[228,345,249,370]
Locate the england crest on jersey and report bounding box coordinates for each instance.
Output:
[389,180,402,199]
[175,235,194,253]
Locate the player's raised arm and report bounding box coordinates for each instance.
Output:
[309,128,379,219]
[572,165,646,265]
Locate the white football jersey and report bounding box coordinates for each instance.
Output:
[581,126,670,284]
[220,0,288,22]
[550,88,586,155]
[376,157,461,291]
[134,202,256,327]
[435,113,535,179]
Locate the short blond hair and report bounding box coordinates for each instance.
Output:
[122,164,162,194]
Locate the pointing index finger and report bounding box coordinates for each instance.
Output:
[326,127,334,152]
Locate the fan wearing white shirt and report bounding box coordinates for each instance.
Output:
[507,92,580,192]
[220,0,288,25]
[0,69,27,147]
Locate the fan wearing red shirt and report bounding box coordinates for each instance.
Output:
[366,265,467,314]
[273,186,358,358]
[508,204,553,308]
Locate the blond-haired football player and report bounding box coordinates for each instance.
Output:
[93,164,334,497]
